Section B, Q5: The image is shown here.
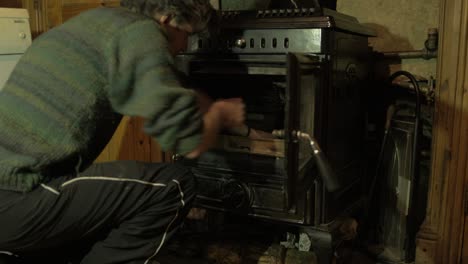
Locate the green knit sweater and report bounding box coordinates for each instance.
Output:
[0,7,202,192]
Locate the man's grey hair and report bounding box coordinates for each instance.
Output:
[121,0,217,32]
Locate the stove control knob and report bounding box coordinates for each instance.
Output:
[221,180,251,210]
[234,38,246,49]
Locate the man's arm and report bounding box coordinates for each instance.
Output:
[186,98,245,159]
[106,20,204,155]
[107,20,245,156]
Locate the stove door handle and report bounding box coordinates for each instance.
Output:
[272,129,341,192]
[308,137,340,192]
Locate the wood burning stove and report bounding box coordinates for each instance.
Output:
[174,5,375,227]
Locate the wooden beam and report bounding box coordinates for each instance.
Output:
[415,0,468,263]
[22,0,49,38]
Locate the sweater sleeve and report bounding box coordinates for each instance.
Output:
[106,19,202,155]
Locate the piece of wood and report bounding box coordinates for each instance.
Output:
[217,135,285,157]
[415,0,468,263]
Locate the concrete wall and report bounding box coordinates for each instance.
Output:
[337,0,439,78]
[220,0,440,79]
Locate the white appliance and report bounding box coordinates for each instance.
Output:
[0,8,32,89]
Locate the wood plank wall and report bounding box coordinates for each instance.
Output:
[0,0,168,164]
[0,1,50,37]
[62,0,120,22]
[94,116,169,163]
[0,0,22,8]
[415,0,468,263]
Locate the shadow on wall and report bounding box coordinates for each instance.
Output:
[365,23,414,51]
[364,23,411,78]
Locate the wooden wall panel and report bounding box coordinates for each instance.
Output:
[47,0,63,29]
[460,5,468,259]
[62,2,101,21]
[61,0,119,22]
[150,140,165,162]
[2,0,64,34]
[415,0,468,263]
[21,0,49,38]
[0,0,22,7]
[94,116,166,163]
[102,0,120,7]
[94,116,129,162]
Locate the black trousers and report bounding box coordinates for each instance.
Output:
[0,161,196,264]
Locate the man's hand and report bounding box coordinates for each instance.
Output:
[185,98,245,159]
[195,91,245,127]
[213,98,245,128]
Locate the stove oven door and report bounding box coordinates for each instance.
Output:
[174,52,324,225]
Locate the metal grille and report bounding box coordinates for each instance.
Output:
[188,29,322,54]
